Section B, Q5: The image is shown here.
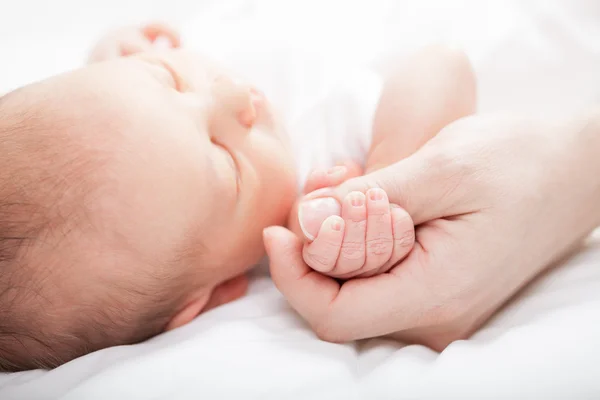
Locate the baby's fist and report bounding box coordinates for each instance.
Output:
[88,22,180,63]
[300,188,415,279]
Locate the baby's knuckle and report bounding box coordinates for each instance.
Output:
[304,252,333,269]
[366,237,393,255]
[340,240,364,260]
[395,229,415,248]
[322,238,343,250]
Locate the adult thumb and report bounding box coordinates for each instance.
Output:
[298,151,448,240]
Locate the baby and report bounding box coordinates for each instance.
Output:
[0,23,475,371]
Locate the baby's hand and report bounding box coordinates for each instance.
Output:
[288,161,362,239]
[301,188,415,279]
[88,22,180,63]
[294,164,415,279]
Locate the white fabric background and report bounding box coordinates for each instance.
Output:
[1,1,600,399]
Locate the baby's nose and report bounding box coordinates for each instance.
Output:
[237,87,263,128]
[298,198,341,241]
[211,80,258,133]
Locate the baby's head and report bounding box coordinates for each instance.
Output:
[0,50,297,371]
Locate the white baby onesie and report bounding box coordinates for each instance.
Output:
[285,68,383,191]
[182,22,384,191]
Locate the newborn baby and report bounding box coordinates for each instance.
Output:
[0,23,475,371]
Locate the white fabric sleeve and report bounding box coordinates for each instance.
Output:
[288,68,384,189]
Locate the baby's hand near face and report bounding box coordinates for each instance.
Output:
[88,22,180,63]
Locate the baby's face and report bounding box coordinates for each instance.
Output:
[119,50,296,275]
[35,50,296,327]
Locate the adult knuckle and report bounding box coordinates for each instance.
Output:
[343,176,372,192]
[304,251,333,269]
[422,297,467,329]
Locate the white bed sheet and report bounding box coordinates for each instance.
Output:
[1,1,600,399]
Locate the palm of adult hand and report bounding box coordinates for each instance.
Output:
[265,112,600,349]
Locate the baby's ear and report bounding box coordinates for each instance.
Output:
[164,275,249,331]
[203,274,249,312]
[164,293,210,331]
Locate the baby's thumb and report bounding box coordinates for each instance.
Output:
[297,198,341,241]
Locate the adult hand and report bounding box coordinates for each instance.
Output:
[265,110,600,349]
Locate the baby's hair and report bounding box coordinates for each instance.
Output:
[0,90,185,371]
[0,90,55,370]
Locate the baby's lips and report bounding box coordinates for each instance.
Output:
[298,197,341,241]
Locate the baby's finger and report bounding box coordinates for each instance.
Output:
[359,206,414,278]
[298,198,342,241]
[142,22,181,48]
[332,191,367,276]
[363,188,393,273]
[303,216,345,273]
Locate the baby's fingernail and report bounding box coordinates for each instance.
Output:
[390,203,401,209]
[368,188,385,201]
[326,165,347,179]
[330,217,343,232]
[349,192,365,207]
[298,198,341,241]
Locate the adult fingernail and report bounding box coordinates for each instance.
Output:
[298,198,341,241]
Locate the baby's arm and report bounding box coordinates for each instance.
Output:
[88,22,180,63]
[299,46,476,279]
[367,45,477,172]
